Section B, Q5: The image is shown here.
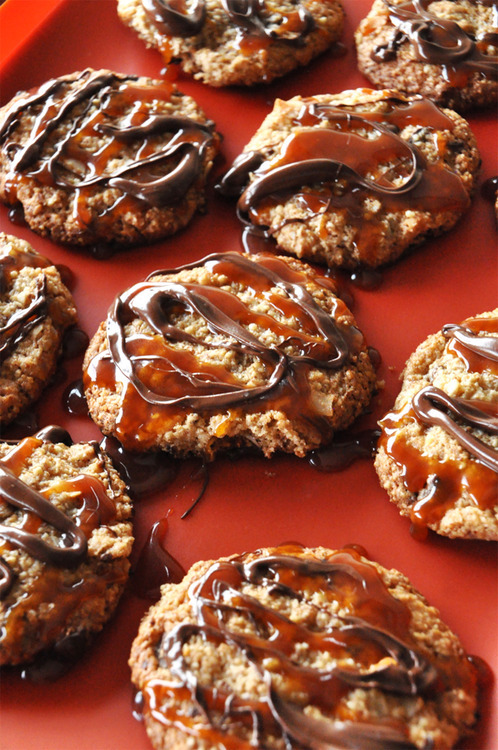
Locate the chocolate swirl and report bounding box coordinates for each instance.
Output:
[372,0,498,81]
[0,276,48,364]
[0,430,116,599]
[0,69,217,213]
[143,0,314,43]
[144,547,437,748]
[217,94,470,257]
[412,386,498,472]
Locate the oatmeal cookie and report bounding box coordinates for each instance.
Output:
[0,69,221,249]
[0,426,133,666]
[217,89,480,270]
[375,309,498,540]
[0,233,77,427]
[355,0,498,112]
[83,251,377,458]
[130,543,479,750]
[117,0,345,87]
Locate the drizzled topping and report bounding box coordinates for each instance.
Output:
[142,546,439,748]
[0,246,52,364]
[379,315,498,530]
[143,0,314,44]
[217,93,470,264]
[0,429,117,599]
[0,69,218,228]
[83,252,366,449]
[371,0,498,84]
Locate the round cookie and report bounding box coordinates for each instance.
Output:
[375,309,498,540]
[130,543,479,750]
[217,89,480,270]
[0,69,221,249]
[83,251,377,458]
[117,0,345,87]
[0,426,134,666]
[0,232,77,427]
[355,0,498,112]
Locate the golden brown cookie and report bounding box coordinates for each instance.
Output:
[0,69,221,250]
[0,426,133,666]
[118,0,345,87]
[130,543,479,750]
[0,233,77,427]
[83,251,377,458]
[355,0,498,112]
[375,309,498,540]
[217,89,480,270]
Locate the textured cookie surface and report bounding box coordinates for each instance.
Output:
[355,0,498,112]
[0,69,221,249]
[0,426,133,665]
[217,89,480,270]
[130,544,479,750]
[375,309,498,540]
[83,251,377,458]
[0,233,77,426]
[118,0,345,87]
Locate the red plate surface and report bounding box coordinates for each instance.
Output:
[0,1,496,748]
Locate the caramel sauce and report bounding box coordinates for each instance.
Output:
[0,433,118,602]
[83,252,366,451]
[378,316,498,532]
[140,545,450,748]
[371,0,498,86]
[219,94,470,265]
[0,69,219,237]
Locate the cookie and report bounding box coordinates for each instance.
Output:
[0,69,221,249]
[375,309,498,540]
[0,425,133,666]
[117,0,345,87]
[355,0,498,112]
[130,543,479,750]
[83,251,377,458]
[217,89,480,270]
[0,232,77,427]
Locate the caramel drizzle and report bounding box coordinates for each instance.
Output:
[143,547,437,749]
[218,94,469,261]
[142,0,314,43]
[379,317,498,527]
[0,69,217,221]
[372,0,498,82]
[84,252,364,447]
[0,430,116,599]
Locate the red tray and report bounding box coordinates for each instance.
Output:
[0,1,496,749]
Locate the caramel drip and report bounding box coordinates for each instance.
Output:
[218,94,470,264]
[83,252,365,450]
[0,69,218,229]
[371,0,498,85]
[142,0,314,45]
[378,316,498,529]
[0,432,117,599]
[142,546,439,748]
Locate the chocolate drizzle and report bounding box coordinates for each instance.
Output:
[84,252,365,449]
[0,429,115,600]
[143,546,438,748]
[143,0,314,44]
[371,0,498,83]
[217,94,470,263]
[379,315,498,530]
[0,68,218,224]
